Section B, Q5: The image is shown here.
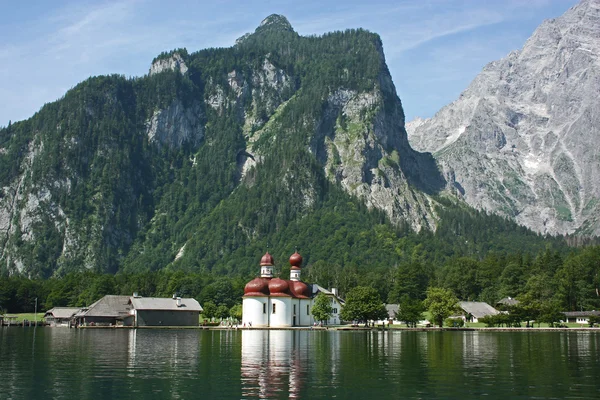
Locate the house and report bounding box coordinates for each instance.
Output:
[242,251,345,327]
[496,297,520,309]
[74,295,131,326]
[127,296,203,327]
[459,301,499,323]
[381,304,400,324]
[44,307,81,326]
[310,284,345,325]
[562,311,600,324]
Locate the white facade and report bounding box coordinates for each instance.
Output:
[242,252,344,328]
[242,297,270,327]
[243,296,317,327]
[242,289,343,327]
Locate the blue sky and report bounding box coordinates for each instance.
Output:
[0,0,578,125]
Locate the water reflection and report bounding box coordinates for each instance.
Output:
[1,328,600,399]
[240,330,344,398]
[241,330,305,398]
[126,329,200,376]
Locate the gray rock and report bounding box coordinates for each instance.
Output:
[146,100,204,148]
[149,52,188,76]
[407,0,600,236]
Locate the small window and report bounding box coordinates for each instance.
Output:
[307,305,310,315]
[263,303,266,314]
[272,303,276,314]
[293,304,296,314]
[333,308,338,314]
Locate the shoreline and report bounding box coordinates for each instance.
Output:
[5,325,597,332]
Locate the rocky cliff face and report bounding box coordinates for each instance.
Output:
[146,100,204,148]
[407,0,600,236]
[238,33,444,232]
[0,14,445,277]
[316,57,442,231]
[149,52,188,75]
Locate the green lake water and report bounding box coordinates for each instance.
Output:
[1,327,599,399]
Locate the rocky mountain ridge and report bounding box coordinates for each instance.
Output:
[407,0,600,236]
[0,15,446,277]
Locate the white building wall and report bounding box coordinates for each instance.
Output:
[326,297,342,325]
[243,294,344,327]
[243,297,269,327]
[270,297,292,327]
[292,298,314,327]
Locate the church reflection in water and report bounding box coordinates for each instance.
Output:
[241,330,335,398]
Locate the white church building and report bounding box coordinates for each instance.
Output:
[242,251,344,327]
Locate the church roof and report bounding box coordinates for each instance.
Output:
[260,252,274,266]
[243,277,311,298]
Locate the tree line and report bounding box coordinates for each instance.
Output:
[1,244,599,316]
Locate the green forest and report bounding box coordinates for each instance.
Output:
[2,241,599,315]
[1,16,599,316]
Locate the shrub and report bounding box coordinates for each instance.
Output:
[445,317,464,328]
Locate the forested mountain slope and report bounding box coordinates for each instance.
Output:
[0,15,564,278]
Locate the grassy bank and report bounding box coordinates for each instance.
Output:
[7,313,44,322]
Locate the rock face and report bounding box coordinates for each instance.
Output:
[149,52,188,75]
[146,100,204,148]
[407,0,600,236]
[316,44,444,232]
[0,14,446,277]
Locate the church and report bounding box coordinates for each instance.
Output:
[242,251,344,327]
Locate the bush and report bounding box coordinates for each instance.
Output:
[588,315,600,327]
[445,317,464,327]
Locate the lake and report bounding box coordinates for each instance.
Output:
[1,327,599,399]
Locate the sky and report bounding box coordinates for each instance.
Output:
[0,0,579,126]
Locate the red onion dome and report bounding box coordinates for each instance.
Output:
[291,280,310,298]
[244,277,269,296]
[268,278,289,294]
[289,252,303,267]
[260,252,274,266]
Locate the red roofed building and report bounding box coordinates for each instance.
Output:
[242,251,344,327]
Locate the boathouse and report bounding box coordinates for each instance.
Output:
[127,296,203,327]
[74,295,131,326]
[1,315,18,326]
[44,307,81,326]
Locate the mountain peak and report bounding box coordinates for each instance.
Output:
[236,14,296,45]
[406,0,600,236]
[257,14,294,33]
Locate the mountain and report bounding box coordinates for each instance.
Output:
[0,15,455,277]
[407,0,600,236]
